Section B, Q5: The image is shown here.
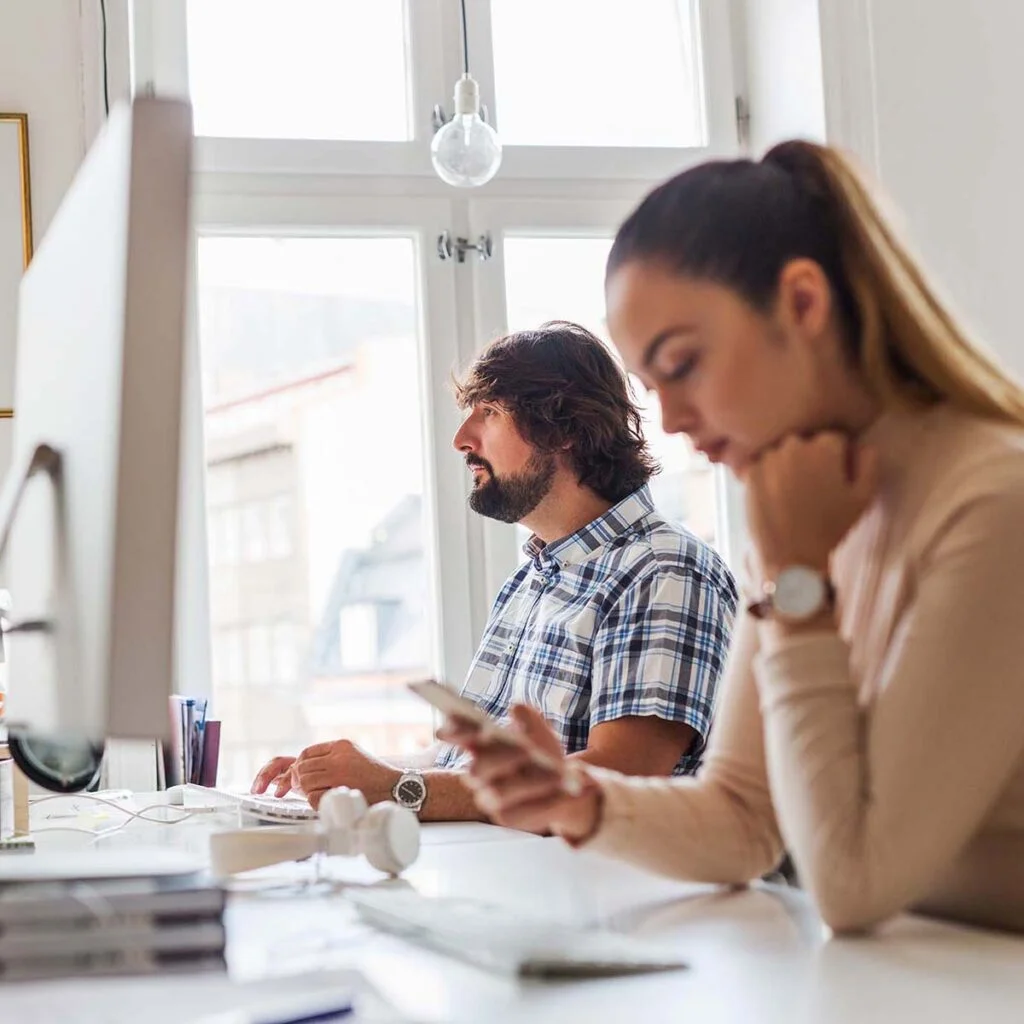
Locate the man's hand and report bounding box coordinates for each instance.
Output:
[292,739,400,810]
[251,755,299,797]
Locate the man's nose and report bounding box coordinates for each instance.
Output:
[453,419,476,452]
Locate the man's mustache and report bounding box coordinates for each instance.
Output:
[465,455,494,475]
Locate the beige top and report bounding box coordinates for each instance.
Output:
[585,405,1024,934]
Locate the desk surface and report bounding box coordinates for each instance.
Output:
[5,796,1024,1023]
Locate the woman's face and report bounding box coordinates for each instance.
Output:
[605,259,835,474]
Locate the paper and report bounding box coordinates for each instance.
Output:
[1,968,404,1023]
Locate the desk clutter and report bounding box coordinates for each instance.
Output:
[209,787,421,877]
[167,695,220,788]
[0,741,29,844]
[0,868,227,980]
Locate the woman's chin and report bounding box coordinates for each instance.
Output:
[723,449,749,474]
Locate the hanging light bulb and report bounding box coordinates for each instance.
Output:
[431,75,502,188]
[430,0,503,188]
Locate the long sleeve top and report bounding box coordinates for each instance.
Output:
[582,405,1024,934]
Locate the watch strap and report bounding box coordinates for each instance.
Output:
[747,574,835,622]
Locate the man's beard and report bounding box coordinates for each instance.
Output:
[466,453,557,524]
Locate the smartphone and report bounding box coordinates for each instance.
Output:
[406,679,581,796]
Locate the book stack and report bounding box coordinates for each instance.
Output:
[0,871,227,980]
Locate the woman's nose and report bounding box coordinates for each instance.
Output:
[658,396,698,437]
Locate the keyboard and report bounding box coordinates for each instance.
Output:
[237,794,318,824]
[345,888,689,977]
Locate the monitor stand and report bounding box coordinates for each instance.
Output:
[0,443,105,795]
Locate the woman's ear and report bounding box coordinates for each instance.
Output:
[776,258,833,341]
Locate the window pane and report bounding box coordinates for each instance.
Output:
[197,236,435,789]
[490,0,704,147]
[339,604,379,672]
[502,236,719,547]
[186,0,410,140]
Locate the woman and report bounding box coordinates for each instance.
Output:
[442,140,1024,935]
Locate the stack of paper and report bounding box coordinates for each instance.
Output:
[0,871,227,980]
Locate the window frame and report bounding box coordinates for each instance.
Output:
[129,0,744,730]
[132,0,741,180]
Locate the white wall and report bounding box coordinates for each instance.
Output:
[0,1,88,466]
[0,3,87,241]
[0,0,129,394]
[741,0,827,154]
[819,0,1024,378]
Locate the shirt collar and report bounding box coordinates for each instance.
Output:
[521,485,656,570]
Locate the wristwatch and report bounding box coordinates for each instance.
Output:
[392,769,427,814]
[747,565,835,624]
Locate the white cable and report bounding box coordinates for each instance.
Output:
[29,792,220,825]
[26,824,121,837]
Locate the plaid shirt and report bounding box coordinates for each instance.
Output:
[435,485,737,775]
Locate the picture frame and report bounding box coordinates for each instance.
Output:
[0,112,33,421]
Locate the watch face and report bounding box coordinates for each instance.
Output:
[397,777,425,806]
[774,566,827,620]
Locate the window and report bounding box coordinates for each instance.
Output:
[195,234,438,785]
[240,504,268,563]
[208,506,242,566]
[490,0,705,147]
[134,0,740,789]
[185,0,411,140]
[503,236,717,544]
[339,604,380,672]
[212,628,245,686]
[245,625,273,686]
[267,496,294,559]
[272,621,301,684]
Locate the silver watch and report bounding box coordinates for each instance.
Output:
[392,769,427,813]
[748,565,834,623]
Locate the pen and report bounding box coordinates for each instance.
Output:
[198,997,353,1024]
[261,1005,352,1024]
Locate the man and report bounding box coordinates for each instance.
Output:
[252,321,737,820]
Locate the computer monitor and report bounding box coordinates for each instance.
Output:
[1,97,193,789]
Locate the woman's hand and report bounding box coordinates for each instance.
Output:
[439,704,602,842]
[742,432,879,579]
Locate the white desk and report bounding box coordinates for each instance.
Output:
[5,795,1024,1022]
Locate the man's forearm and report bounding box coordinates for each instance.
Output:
[418,769,488,822]
[384,742,443,771]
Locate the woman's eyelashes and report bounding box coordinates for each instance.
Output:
[661,352,699,381]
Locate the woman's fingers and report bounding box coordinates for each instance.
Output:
[470,761,563,811]
[481,791,573,833]
[437,716,481,745]
[476,776,564,817]
[464,741,532,785]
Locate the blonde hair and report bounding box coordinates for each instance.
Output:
[785,141,1024,425]
[607,139,1024,426]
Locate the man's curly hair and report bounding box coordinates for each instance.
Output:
[453,321,659,503]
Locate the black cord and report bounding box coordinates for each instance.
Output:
[459,0,469,75]
[100,0,110,115]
